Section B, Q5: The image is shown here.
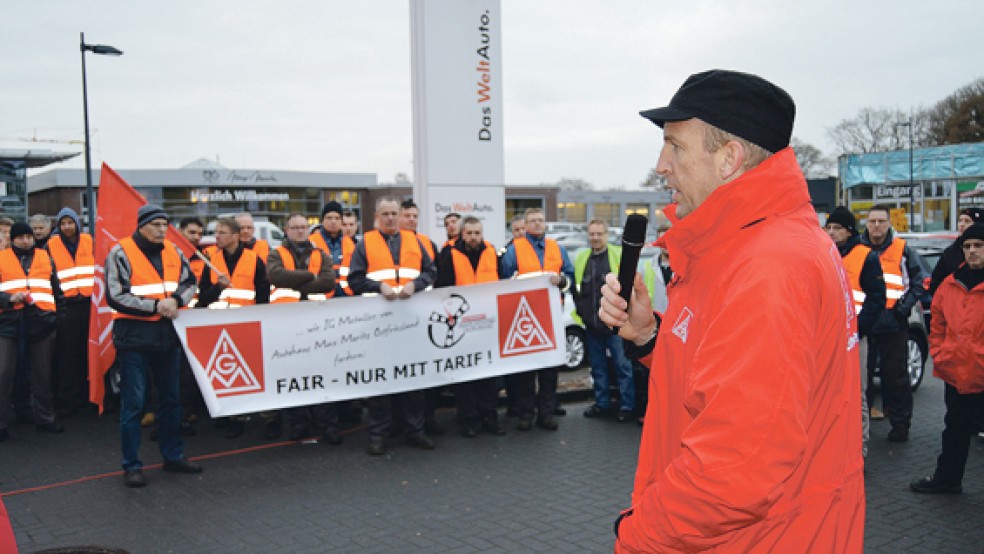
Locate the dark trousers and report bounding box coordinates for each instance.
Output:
[933,384,984,486]
[179,352,204,421]
[367,391,424,439]
[0,333,56,428]
[512,367,558,421]
[118,349,183,471]
[54,301,91,411]
[454,377,499,426]
[872,330,912,427]
[287,404,338,434]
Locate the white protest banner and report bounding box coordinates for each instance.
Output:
[173,276,563,417]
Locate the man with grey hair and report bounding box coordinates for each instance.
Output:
[235,211,269,262]
[599,70,864,551]
[29,214,52,249]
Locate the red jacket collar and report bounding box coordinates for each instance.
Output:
[657,148,810,275]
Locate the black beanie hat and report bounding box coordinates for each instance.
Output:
[960,222,984,244]
[321,201,343,219]
[960,207,984,224]
[826,206,858,236]
[136,204,169,228]
[9,222,33,240]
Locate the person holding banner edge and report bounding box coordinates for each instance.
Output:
[499,207,574,432]
[348,196,437,455]
[104,204,201,487]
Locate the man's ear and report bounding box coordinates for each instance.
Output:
[717,140,747,181]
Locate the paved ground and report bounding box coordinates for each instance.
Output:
[1,367,982,553]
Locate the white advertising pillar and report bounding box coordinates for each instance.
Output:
[410,0,506,247]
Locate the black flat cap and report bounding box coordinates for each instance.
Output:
[640,69,795,153]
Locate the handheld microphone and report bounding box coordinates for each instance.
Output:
[613,214,648,334]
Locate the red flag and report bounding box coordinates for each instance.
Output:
[87,163,195,413]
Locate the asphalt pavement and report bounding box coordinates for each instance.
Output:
[1,367,982,553]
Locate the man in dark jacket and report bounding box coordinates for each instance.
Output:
[826,206,887,457]
[929,207,983,295]
[0,222,64,441]
[105,204,201,487]
[862,204,927,442]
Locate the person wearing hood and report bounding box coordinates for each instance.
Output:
[46,207,95,418]
[104,204,201,487]
[0,222,65,442]
[598,70,864,552]
[929,207,984,295]
[826,206,887,458]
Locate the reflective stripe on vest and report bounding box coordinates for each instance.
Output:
[270,246,324,303]
[47,234,95,297]
[113,237,182,321]
[0,248,56,312]
[208,248,259,308]
[877,238,907,309]
[364,230,423,287]
[514,237,563,276]
[841,243,872,315]
[451,243,499,285]
[309,231,355,297]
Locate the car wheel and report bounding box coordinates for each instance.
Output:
[564,326,586,370]
[906,330,927,391]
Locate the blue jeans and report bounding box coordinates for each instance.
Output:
[118,349,184,470]
[585,329,635,411]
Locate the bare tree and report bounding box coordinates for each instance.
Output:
[556,177,593,191]
[926,77,984,145]
[826,107,931,155]
[791,138,834,178]
[639,166,666,189]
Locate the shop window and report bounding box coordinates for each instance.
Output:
[624,203,649,218]
[592,203,620,227]
[557,202,586,223]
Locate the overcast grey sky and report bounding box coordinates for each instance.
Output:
[2,1,982,189]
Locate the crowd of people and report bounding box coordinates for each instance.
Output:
[2,196,631,488]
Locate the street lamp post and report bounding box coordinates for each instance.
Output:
[896,120,915,232]
[80,32,122,235]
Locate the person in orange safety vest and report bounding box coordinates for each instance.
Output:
[236,212,270,263]
[348,196,437,456]
[862,204,927,443]
[825,205,887,459]
[309,201,355,297]
[104,204,202,487]
[599,70,865,553]
[434,216,506,438]
[0,221,65,442]
[46,207,95,418]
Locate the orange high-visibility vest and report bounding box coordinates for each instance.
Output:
[513,236,563,276]
[877,238,907,309]
[841,243,873,315]
[451,243,499,285]
[245,239,269,263]
[363,230,423,288]
[46,233,95,298]
[112,237,182,322]
[208,248,259,309]
[417,233,436,261]
[0,248,56,312]
[309,231,355,297]
[186,246,211,308]
[269,246,325,303]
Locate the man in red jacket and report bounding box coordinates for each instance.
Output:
[600,70,865,552]
[910,223,984,494]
